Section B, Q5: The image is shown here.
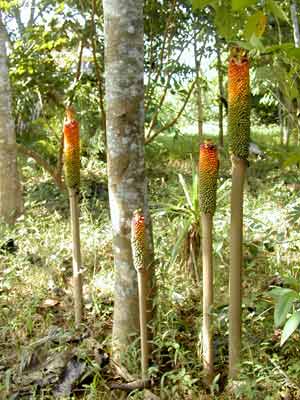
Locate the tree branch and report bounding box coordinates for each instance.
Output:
[145,77,198,144]
[28,0,37,27]
[146,33,193,137]
[17,143,66,191]
[145,0,177,110]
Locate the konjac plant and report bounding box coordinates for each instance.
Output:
[131,209,149,381]
[199,140,219,384]
[228,47,250,379]
[64,106,83,327]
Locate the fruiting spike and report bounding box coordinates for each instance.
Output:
[199,140,219,215]
[64,107,80,189]
[131,209,146,271]
[228,47,250,160]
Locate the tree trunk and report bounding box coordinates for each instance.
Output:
[0,14,23,224]
[216,44,224,147]
[103,0,154,360]
[291,1,300,48]
[290,1,300,145]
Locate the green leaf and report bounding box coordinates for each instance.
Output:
[249,34,265,51]
[264,42,295,54]
[281,311,300,346]
[192,0,213,10]
[274,290,297,328]
[244,11,267,40]
[214,5,234,40]
[169,217,192,267]
[266,0,289,23]
[283,152,300,167]
[269,287,297,299]
[231,0,257,11]
[178,174,193,210]
[284,47,300,61]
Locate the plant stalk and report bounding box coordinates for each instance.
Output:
[229,155,247,378]
[137,268,149,381]
[201,212,214,384]
[69,188,83,327]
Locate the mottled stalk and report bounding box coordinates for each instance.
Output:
[228,47,250,379]
[199,141,219,384]
[131,210,149,381]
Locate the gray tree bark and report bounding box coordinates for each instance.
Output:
[0,14,23,224]
[103,0,154,358]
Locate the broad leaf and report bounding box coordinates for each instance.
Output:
[232,0,257,11]
[269,287,297,299]
[244,11,267,40]
[249,34,265,51]
[281,311,300,346]
[274,290,297,328]
[284,47,300,61]
[214,4,234,40]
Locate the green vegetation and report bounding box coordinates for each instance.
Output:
[2,127,300,398]
[2,0,300,397]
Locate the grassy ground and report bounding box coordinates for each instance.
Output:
[1,126,300,399]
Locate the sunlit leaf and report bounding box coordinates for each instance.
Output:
[281,311,300,346]
[244,11,267,40]
[231,0,257,11]
[274,290,297,327]
[214,4,234,39]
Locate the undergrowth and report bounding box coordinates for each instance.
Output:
[1,127,300,399]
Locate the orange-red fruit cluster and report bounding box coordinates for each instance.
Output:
[131,210,146,271]
[199,141,219,215]
[228,47,250,160]
[64,109,80,189]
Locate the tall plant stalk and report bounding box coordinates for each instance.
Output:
[199,141,219,384]
[228,47,250,379]
[64,107,83,327]
[131,210,149,381]
[229,156,247,377]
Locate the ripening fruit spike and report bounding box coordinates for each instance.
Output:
[199,140,219,215]
[228,47,250,160]
[131,209,146,271]
[64,107,80,189]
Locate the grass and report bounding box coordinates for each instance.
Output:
[2,125,300,398]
